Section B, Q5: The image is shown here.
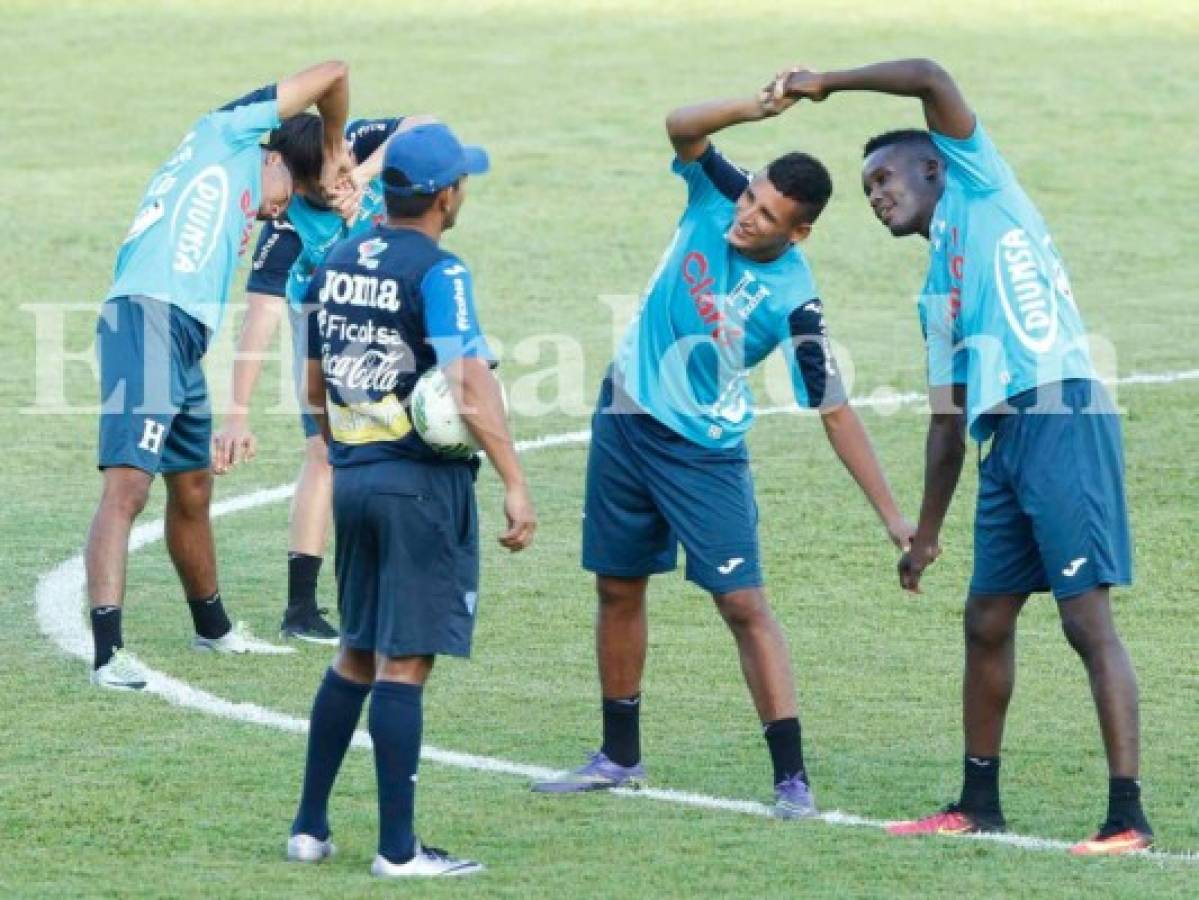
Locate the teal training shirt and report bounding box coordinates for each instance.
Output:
[920,120,1095,440]
[107,86,281,332]
[614,145,845,449]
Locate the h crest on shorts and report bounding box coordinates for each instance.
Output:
[137,418,166,454]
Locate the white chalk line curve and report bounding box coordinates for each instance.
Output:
[34,368,1199,863]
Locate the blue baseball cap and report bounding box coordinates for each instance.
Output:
[381,123,490,196]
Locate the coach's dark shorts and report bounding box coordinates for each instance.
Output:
[96,295,212,474]
[333,458,480,658]
[972,379,1133,601]
[581,375,762,594]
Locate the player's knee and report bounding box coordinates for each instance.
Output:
[963,607,1014,651]
[1058,591,1119,659]
[596,576,645,612]
[168,473,213,516]
[714,589,769,632]
[102,470,151,520]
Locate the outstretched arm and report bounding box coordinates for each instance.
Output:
[665,69,805,162]
[784,58,975,139]
[820,403,914,551]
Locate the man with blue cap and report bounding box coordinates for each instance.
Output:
[286,123,536,878]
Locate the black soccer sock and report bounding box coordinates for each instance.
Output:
[292,668,372,842]
[1106,777,1150,832]
[763,717,806,786]
[370,680,423,865]
[959,755,1002,817]
[287,552,323,613]
[600,695,641,767]
[91,605,123,669]
[187,592,232,640]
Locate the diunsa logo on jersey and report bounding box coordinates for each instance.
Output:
[994,228,1062,354]
[171,165,229,275]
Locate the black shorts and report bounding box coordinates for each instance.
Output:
[333,458,479,658]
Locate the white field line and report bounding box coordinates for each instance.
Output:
[33,369,1199,863]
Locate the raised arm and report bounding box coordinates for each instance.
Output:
[276,60,352,187]
[784,58,975,139]
[665,69,806,162]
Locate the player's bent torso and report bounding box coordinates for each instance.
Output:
[107,89,280,333]
[615,187,812,448]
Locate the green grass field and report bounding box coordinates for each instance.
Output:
[2,0,1197,895]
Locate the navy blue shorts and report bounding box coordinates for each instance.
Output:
[96,296,212,474]
[333,459,479,658]
[581,376,762,594]
[288,304,320,439]
[972,379,1133,601]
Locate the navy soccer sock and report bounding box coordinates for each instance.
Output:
[600,695,641,767]
[763,717,807,786]
[286,552,323,614]
[187,591,232,639]
[292,668,372,841]
[91,605,123,669]
[959,755,1003,820]
[370,680,424,865]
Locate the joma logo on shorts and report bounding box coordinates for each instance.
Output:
[171,165,229,275]
[994,228,1063,354]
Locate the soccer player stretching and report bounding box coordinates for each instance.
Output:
[86,62,355,689]
[779,58,1152,854]
[288,124,536,877]
[213,113,415,644]
[532,76,913,817]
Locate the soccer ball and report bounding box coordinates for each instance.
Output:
[410,367,507,458]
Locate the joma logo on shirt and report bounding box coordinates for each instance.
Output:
[171,165,229,275]
[318,269,401,312]
[681,251,743,347]
[994,228,1060,354]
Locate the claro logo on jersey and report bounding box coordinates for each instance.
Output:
[171,165,229,275]
[318,269,401,312]
[681,251,743,347]
[994,228,1065,354]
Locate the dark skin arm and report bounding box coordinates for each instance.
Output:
[444,358,537,553]
[782,58,976,139]
[898,383,967,592]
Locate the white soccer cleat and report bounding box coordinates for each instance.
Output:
[286,833,335,863]
[370,842,484,878]
[90,649,149,691]
[192,621,295,655]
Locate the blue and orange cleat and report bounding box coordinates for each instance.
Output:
[886,803,1005,837]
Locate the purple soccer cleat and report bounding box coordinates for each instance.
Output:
[530,751,646,793]
[773,773,818,819]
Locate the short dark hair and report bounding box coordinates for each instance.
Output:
[265,113,323,185]
[382,169,459,218]
[765,152,833,224]
[862,128,936,159]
